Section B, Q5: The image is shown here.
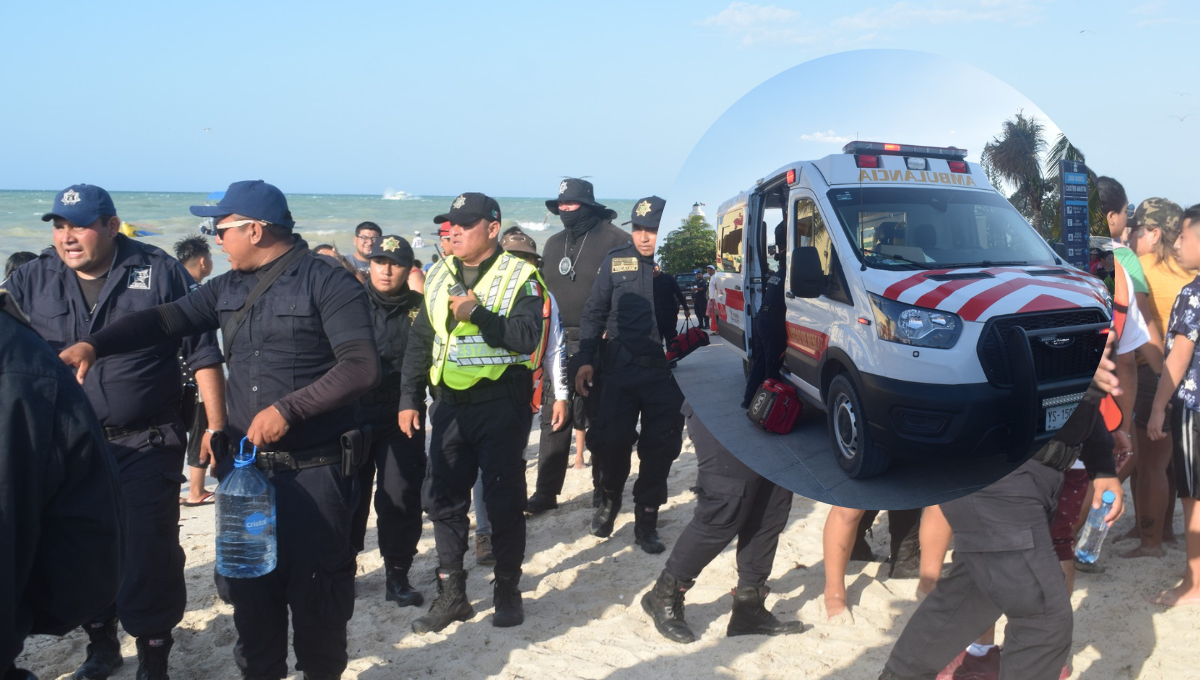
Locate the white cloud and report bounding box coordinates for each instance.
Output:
[800,130,852,143]
[833,1,1044,32]
[697,3,815,46]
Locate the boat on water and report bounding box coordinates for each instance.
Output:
[382,189,418,201]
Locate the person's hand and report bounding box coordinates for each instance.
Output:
[576,365,595,397]
[246,405,290,447]
[59,342,97,384]
[199,430,214,466]
[1092,476,1125,526]
[398,409,422,438]
[1112,429,1133,457]
[1148,407,1168,441]
[450,290,479,322]
[551,399,568,431]
[1092,332,1121,396]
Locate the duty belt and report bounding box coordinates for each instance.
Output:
[439,383,512,405]
[103,424,162,442]
[605,340,668,369]
[360,388,403,406]
[1029,440,1082,472]
[255,442,343,472]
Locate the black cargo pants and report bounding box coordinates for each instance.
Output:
[228,463,358,679]
[423,385,533,574]
[743,306,787,405]
[351,409,426,565]
[84,423,188,639]
[880,460,1072,680]
[587,360,685,507]
[665,403,793,586]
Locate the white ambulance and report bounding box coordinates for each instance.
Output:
[712,141,1111,478]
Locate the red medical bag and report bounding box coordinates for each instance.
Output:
[746,379,802,434]
[666,320,710,362]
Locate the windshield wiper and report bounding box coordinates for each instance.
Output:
[947,260,1029,269]
[861,248,937,269]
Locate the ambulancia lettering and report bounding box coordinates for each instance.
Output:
[856,169,976,187]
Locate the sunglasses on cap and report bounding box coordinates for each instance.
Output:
[213,219,261,238]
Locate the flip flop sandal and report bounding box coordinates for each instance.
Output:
[181,491,215,507]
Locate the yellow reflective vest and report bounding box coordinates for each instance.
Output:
[425,252,545,391]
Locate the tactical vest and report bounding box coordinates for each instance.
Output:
[425,252,543,390]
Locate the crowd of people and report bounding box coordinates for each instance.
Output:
[1,172,1198,680]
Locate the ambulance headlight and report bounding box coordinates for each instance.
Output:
[869,294,962,349]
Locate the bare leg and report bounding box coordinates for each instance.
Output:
[822,505,865,620]
[1123,422,1171,558]
[184,465,209,504]
[918,504,952,597]
[573,428,586,470]
[1145,498,1200,606]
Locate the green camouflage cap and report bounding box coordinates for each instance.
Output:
[1134,197,1183,232]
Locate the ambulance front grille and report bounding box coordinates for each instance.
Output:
[976,309,1109,388]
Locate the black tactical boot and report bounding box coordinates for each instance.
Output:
[592,486,603,508]
[301,674,341,680]
[134,634,172,680]
[888,514,921,579]
[524,491,558,516]
[73,618,123,679]
[640,570,696,644]
[492,571,524,628]
[726,586,805,637]
[851,510,877,562]
[590,492,621,538]
[384,558,423,608]
[411,570,474,634]
[633,504,666,554]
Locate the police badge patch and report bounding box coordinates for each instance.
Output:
[611,257,639,273]
[128,265,152,290]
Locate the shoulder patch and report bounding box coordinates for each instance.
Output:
[611,257,639,273]
[523,280,543,297]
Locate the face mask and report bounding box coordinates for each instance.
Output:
[560,205,602,239]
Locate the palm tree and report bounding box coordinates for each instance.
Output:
[981,111,1049,235]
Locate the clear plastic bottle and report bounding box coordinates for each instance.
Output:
[215,437,277,578]
[1074,489,1116,565]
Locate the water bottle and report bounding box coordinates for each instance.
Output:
[216,437,277,578]
[1074,490,1116,565]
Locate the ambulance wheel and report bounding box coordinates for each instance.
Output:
[826,374,890,479]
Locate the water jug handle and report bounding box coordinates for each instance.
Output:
[235,436,259,468]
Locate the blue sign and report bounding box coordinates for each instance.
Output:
[1058,160,1092,271]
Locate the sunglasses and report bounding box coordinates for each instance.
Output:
[214,219,260,238]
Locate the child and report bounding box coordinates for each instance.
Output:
[1146,204,1200,606]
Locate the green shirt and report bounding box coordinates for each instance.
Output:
[1114,246,1148,295]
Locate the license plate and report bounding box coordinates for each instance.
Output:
[1045,403,1078,431]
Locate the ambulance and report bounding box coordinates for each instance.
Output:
[712,141,1111,478]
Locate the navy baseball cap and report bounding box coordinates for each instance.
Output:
[367,235,415,267]
[41,184,117,225]
[434,192,501,226]
[189,180,295,230]
[623,195,666,230]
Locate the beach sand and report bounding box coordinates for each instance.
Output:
[15,423,1200,679]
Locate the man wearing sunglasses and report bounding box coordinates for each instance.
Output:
[59,180,379,680]
[398,192,548,634]
[5,184,224,680]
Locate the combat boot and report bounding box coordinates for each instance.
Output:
[383,558,423,608]
[411,569,474,634]
[640,570,695,644]
[591,486,603,508]
[492,571,524,628]
[633,504,666,554]
[524,491,558,516]
[475,534,496,567]
[73,617,123,679]
[590,492,621,538]
[134,634,172,680]
[726,586,805,637]
[301,674,342,680]
[888,523,921,579]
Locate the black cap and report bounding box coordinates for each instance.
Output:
[545,178,617,220]
[367,235,415,267]
[623,196,666,230]
[434,192,501,226]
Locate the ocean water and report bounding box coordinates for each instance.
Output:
[0,190,638,277]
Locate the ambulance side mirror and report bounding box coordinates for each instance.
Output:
[789,246,824,298]
[1051,242,1068,260]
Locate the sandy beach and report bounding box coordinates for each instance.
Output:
[15,420,1200,680]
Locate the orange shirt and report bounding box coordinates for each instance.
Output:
[1140,252,1198,333]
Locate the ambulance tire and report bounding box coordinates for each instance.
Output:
[826,374,890,479]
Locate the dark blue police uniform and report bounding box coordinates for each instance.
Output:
[5,235,221,645]
[579,196,686,552]
[742,268,788,407]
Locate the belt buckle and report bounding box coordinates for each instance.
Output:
[256,451,277,471]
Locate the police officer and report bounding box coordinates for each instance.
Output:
[641,401,804,643]
[577,196,686,553]
[347,234,427,608]
[527,178,632,515]
[0,290,124,680]
[741,222,788,408]
[652,263,689,352]
[692,271,709,329]
[60,180,380,680]
[6,184,224,680]
[398,192,547,633]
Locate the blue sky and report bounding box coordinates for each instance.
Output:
[1,1,1196,213]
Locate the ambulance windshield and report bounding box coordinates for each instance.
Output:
[825,187,1057,271]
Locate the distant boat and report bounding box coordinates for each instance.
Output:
[382,189,418,201]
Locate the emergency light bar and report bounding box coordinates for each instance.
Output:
[842,141,968,160]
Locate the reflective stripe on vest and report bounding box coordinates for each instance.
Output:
[426,253,543,390]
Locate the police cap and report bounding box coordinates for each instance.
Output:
[42,184,117,226]
[435,193,501,226]
[368,235,415,267]
[623,196,666,231]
